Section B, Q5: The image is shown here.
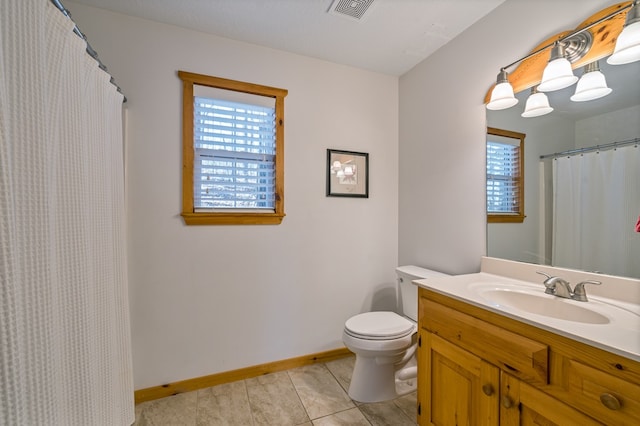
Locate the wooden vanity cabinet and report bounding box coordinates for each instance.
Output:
[417,287,640,426]
[421,332,500,424]
[499,373,603,425]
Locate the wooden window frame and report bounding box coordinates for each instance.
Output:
[178,71,288,225]
[487,127,525,224]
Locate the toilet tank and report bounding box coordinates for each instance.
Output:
[396,265,450,322]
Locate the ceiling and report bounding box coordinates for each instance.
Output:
[69,0,505,76]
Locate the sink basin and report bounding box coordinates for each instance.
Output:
[479,289,610,324]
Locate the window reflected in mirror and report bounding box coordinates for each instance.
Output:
[487,127,525,224]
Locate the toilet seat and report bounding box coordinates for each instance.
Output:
[344,311,415,340]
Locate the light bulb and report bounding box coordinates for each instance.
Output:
[487,69,518,110]
[538,43,578,92]
[608,2,640,65]
[522,87,553,117]
[571,62,612,102]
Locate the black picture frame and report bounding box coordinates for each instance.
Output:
[326,149,369,198]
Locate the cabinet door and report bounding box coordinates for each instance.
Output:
[500,373,604,426]
[419,332,499,426]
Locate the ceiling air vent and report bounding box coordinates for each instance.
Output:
[328,0,375,21]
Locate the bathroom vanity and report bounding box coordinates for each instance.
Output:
[414,257,640,425]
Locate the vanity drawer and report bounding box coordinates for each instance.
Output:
[564,359,640,425]
[420,298,548,385]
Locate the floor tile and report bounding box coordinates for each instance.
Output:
[133,355,418,426]
[245,371,309,425]
[134,402,145,424]
[325,356,355,394]
[288,363,355,420]
[395,378,417,396]
[394,392,417,423]
[359,399,416,426]
[135,391,198,426]
[196,381,253,426]
[312,407,371,426]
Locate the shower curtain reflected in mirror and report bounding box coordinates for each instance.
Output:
[552,144,640,278]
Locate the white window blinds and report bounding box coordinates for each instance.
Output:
[487,141,521,214]
[193,96,276,210]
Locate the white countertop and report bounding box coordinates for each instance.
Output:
[414,271,640,362]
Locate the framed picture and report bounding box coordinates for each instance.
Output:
[326,149,369,198]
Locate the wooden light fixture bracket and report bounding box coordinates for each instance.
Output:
[484,1,633,103]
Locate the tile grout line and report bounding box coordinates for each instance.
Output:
[286,366,314,424]
[193,388,199,426]
[241,379,258,426]
[312,405,374,425]
[325,360,349,395]
[299,361,373,425]
[323,361,374,424]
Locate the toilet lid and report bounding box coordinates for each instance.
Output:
[345,312,415,340]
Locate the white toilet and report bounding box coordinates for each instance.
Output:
[342,265,449,403]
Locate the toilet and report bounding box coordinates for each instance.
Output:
[342,265,449,403]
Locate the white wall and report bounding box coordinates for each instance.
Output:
[398,0,612,275]
[68,2,399,390]
[576,104,640,147]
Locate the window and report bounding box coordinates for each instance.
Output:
[179,71,288,225]
[486,127,525,223]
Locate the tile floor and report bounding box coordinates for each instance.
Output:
[134,355,418,425]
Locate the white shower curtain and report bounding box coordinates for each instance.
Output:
[1,1,134,425]
[552,144,640,278]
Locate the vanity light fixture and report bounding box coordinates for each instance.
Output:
[521,86,554,117]
[607,0,640,64]
[486,1,638,116]
[570,61,612,102]
[538,42,579,92]
[486,69,518,110]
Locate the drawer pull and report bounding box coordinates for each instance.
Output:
[600,393,621,410]
[501,395,514,409]
[482,384,494,396]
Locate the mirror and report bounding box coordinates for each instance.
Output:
[487,57,640,279]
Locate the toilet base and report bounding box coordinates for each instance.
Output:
[347,356,417,403]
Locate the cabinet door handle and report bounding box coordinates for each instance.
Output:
[482,384,494,396]
[600,393,621,410]
[501,395,513,409]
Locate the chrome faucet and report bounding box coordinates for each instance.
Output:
[535,272,601,302]
[536,271,571,296]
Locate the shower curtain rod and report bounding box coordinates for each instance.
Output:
[540,137,640,159]
[50,0,127,102]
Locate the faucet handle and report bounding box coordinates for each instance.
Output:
[572,280,602,302]
[536,271,560,294]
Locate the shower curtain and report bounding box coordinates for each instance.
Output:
[1,1,134,424]
[552,144,640,278]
